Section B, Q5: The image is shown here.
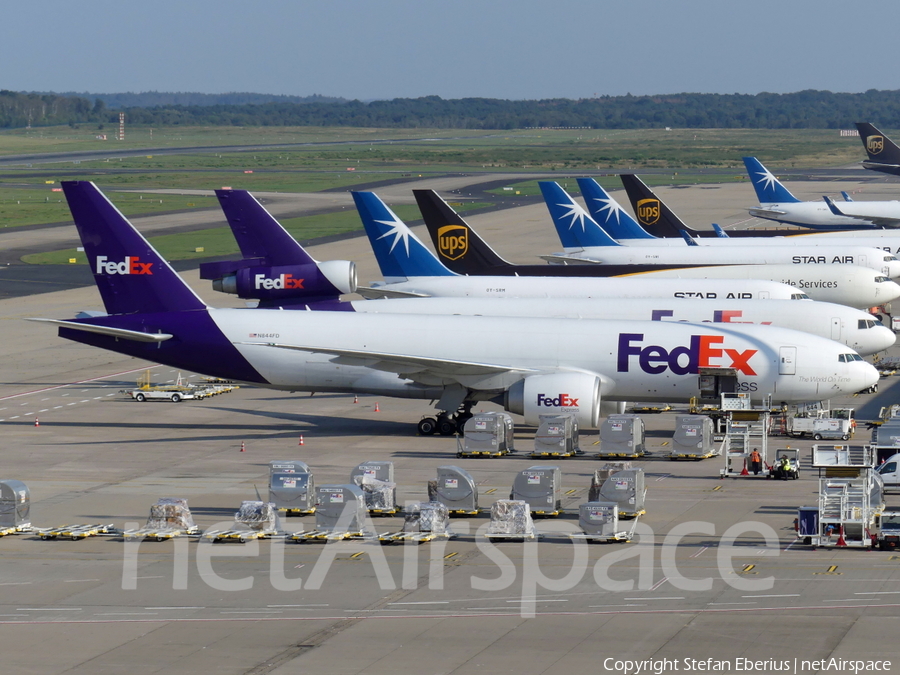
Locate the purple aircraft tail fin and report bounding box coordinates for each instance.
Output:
[61,181,206,315]
[215,189,315,266]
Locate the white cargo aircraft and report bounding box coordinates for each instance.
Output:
[33,182,880,436]
[538,182,900,278]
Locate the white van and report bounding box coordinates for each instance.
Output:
[877,453,900,488]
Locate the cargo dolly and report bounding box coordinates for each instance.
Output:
[0,524,31,537]
[290,529,372,542]
[123,525,200,542]
[35,523,116,540]
[595,450,645,459]
[277,506,317,516]
[202,528,278,543]
[377,531,454,544]
[568,515,642,543]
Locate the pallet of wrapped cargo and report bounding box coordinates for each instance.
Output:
[484,500,539,541]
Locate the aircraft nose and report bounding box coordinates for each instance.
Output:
[857,360,880,392]
[884,280,900,303]
[872,326,898,353]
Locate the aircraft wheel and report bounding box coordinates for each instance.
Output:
[456,414,472,435]
[437,418,456,436]
[417,418,438,435]
[135,393,146,402]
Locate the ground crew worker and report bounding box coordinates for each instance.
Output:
[779,454,791,480]
[749,448,762,475]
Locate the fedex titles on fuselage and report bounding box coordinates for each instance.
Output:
[618,332,757,384]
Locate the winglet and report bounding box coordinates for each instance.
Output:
[575,177,655,239]
[823,195,846,216]
[538,182,620,248]
[742,157,800,204]
[353,191,455,281]
[679,229,698,246]
[61,181,206,315]
[711,223,729,238]
[840,191,854,202]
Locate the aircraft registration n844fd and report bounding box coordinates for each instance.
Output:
[30,182,880,431]
[539,182,900,278]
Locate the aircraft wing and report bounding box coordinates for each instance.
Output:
[356,286,431,299]
[537,254,604,265]
[236,341,540,388]
[823,197,900,228]
[748,207,788,217]
[28,318,173,342]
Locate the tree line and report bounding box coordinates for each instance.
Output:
[5,89,900,130]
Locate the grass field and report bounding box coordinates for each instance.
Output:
[22,201,490,265]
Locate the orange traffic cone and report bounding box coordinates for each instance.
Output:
[374,402,380,413]
[240,441,245,452]
[836,525,847,547]
[34,417,39,427]
[299,435,305,446]
[353,394,358,404]
[740,459,749,476]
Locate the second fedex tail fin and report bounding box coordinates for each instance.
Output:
[742,157,799,204]
[538,182,621,248]
[61,181,206,316]
[575,178,656,240]
[215,189,316,265]
[353,191,455,281]
[619,174,702,238]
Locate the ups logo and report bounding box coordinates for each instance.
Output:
[437,224,468,260]
[867,135,884,155]
[636,198,660,226]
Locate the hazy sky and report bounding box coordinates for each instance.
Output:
[5,0,899,100]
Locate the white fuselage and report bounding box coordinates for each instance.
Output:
[209,309,878,405]
[614,264,900,309]
[345,297,895,356]
[545,244,900,278]
[370,266,900,310]
[615,232,900,257]
[750,201,900,229]
[369,275,806,301]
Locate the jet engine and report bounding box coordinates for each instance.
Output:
[211,261,357,300]
[504,372,604,427]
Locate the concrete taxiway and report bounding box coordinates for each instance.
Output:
[2,179,900,674]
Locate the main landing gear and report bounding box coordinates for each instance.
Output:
[418,403,475,436]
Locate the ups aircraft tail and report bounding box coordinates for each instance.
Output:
[856,123,900,176]
[575,177,656,240]
[619,174,701,239]
[538,181,621,248]
[742,157,800,205]
[413,189,516,274]
[353,191,455,281]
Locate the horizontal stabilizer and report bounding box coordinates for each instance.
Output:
[538,254,604,265]
[28,318,173,342]
[356,286,431,299]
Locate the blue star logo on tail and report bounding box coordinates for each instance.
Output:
[374,216,411,257]
[555,201,590,231]
[590,197,624,225]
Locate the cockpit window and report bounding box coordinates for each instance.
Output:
[839,353,865,362]
[859,319,880,329]
[791,293,810,300]
[876,276,890,283]
[885,256,898,262]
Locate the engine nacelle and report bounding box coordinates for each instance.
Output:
[505,372,603,428]
[210,261,357,301]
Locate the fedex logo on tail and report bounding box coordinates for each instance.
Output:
[617,333,758,376]
[537,393,579,408]
[254,273,304,290]
[95,255,153,275]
